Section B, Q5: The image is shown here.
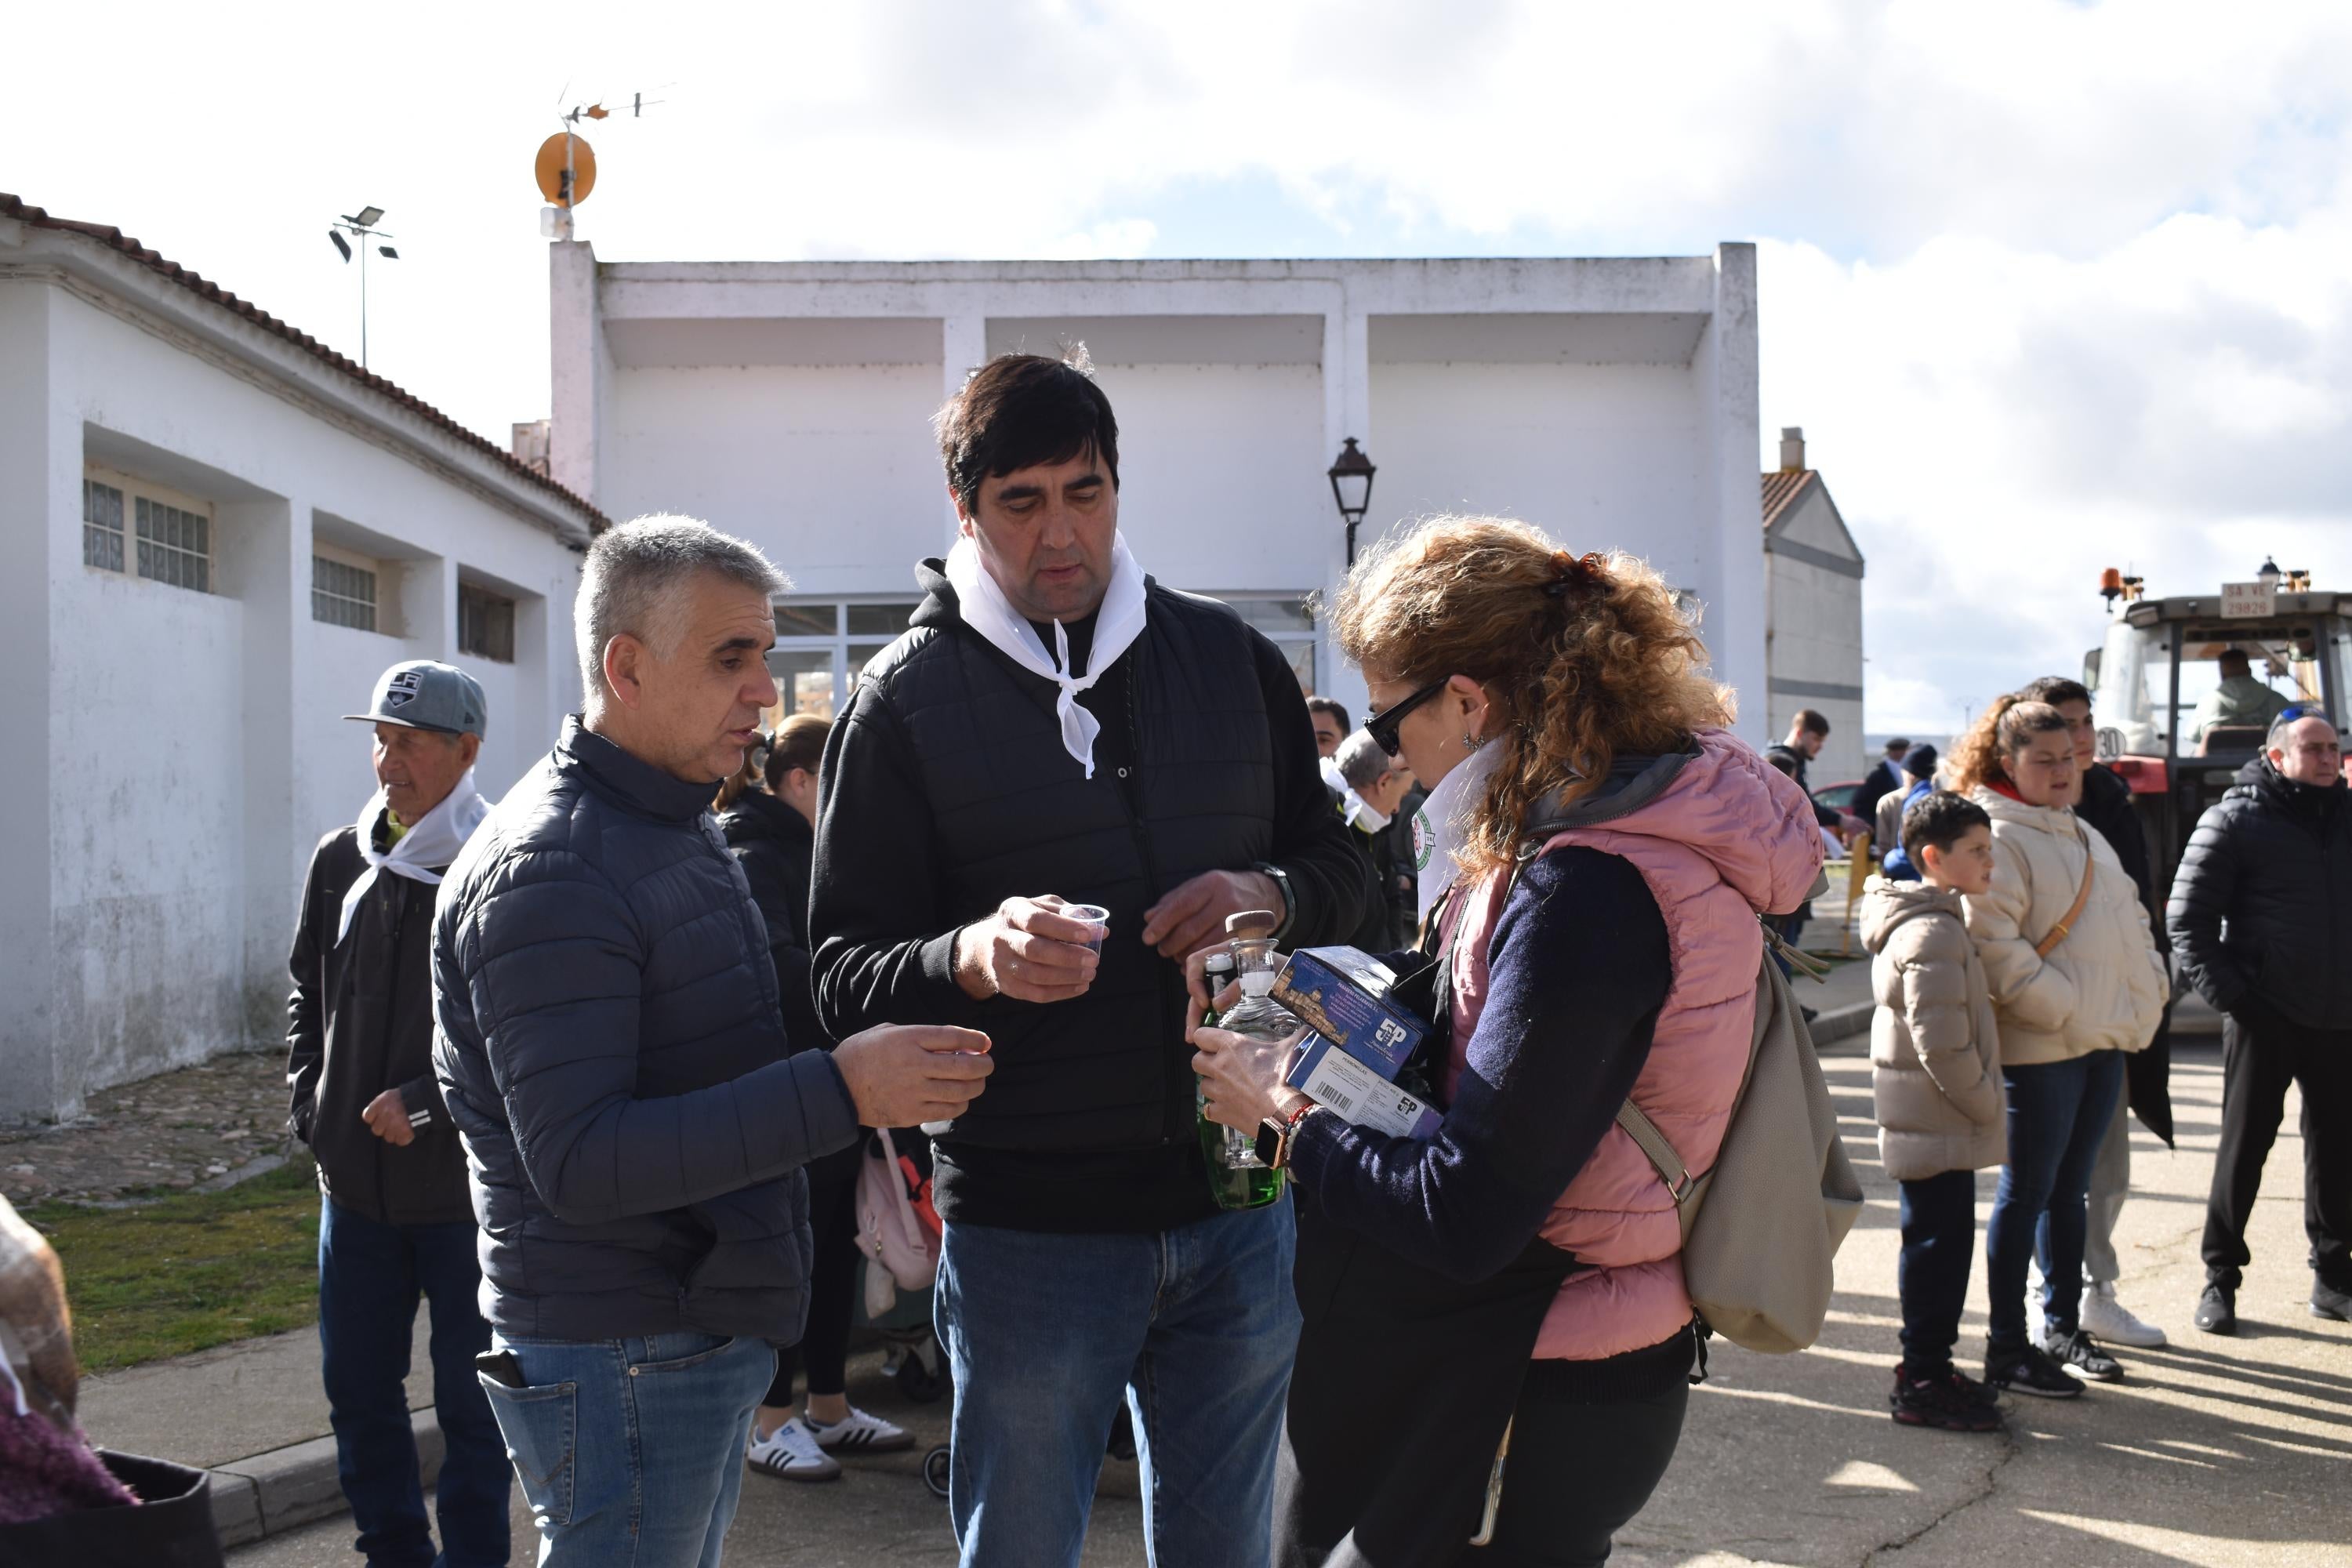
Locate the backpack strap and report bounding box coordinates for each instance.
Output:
[1615,1102,1697,1206]
[2032,826,2096,960]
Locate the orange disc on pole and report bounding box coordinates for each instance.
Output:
[535,133,597,208]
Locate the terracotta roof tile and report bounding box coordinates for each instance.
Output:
[2,192,605,535]
[1761,467,1815,528]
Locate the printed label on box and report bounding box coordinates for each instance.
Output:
[1288,1034,1443,1141]
[1272,947,1428,1077]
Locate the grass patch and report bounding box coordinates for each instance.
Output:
[24,1158,322,1373]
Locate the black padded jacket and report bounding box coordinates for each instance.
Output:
[810,565,1374,1159]
[2167,755,2352,1032]
[432,718,860,1341]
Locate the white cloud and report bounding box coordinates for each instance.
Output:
[12,0,2352,726]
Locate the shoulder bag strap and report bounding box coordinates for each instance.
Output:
[2032,826,2096,960]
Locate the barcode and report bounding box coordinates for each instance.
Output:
[1323,1086,1355,1113]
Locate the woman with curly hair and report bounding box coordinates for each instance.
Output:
[1951,697,2166,1399]
[1189,517,1824,1566]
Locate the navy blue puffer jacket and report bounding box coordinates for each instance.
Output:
[433,718,860,1341]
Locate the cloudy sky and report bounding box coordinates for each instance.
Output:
[12,0,2343,732]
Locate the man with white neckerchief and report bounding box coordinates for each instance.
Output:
[285,659,507,1568]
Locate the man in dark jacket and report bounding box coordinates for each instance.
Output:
[433,517,994,1565]
[1330,728,1418,951]
[809,353,1374,1568]
[289,659,506,1568]
[2169,705,2352,1334]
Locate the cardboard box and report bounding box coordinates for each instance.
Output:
[1287,1033,1443,1141]
[1271,946,1428,1080]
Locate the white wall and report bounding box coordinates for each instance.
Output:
[1367,361,1704,582]
[1085,361,1328,590]
[1,268,586,1120]
[602,363,946,597]
[1764,485,1866,758]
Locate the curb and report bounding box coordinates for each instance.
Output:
[1810,1000,1872,1049]
[209,1408,442,1546]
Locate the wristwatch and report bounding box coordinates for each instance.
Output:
[1251,862,1295,941]
[1254,1100,1317,1170]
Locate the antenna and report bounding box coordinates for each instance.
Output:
[536,85,670,239]
[326,205,398,369]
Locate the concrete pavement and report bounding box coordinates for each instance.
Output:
[90,1018,2341,1566]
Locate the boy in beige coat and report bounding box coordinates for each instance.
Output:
[1861,793,2006,1432]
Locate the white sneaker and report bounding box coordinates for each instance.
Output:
[747,1417,842,1481]
[806,1404,915,1454]
[2082,1282,2167,1348]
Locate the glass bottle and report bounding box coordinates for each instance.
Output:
[1197,910,1290,1210]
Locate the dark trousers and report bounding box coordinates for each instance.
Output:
[2203,1011,2352,1292]
[1473,1377,1689,1568]
[766,1142,861,1404]
[318,1198,509,1568]
[1985,1051,2124,1350]
[1897,1169,1979,1376]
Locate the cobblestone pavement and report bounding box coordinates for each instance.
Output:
[1,1048,295,1207]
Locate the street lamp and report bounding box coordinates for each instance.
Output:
[1327,437,1377,566]
[2257,557,2281,596]
[326,205,399,369]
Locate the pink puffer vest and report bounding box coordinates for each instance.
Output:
[1439,731,1824,1360]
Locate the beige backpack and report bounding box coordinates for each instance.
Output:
[1611,921,1865,1353]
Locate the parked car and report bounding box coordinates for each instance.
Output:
[1811,780,1864,816]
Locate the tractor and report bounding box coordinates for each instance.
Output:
[2082,562,2352,895]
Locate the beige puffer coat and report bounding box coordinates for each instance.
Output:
[1860,878,2006,1180]
[1963,786,2168,1067]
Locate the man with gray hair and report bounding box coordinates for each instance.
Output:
[1331,729,1417,949]
[433,516,994,1565]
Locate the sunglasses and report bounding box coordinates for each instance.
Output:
[1366,679,1449,756]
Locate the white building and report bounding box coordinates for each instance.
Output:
[0,194,601,1122]
[1761,426,1867,755]
[548,246,1765,728]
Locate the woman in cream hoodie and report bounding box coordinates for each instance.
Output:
[1956,698,2167,1397]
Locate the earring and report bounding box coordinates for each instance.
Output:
[1462,731,1486,752]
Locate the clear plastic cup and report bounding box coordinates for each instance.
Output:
[1065,904,1110,953]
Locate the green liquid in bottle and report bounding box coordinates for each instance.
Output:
[1198,991,1288,1211]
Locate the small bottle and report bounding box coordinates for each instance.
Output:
[1196,910,1290,1210]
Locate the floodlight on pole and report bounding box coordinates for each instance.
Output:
[326,204,397,369]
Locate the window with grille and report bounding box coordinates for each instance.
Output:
[459,583,516,663]
[134,496,211,593]
[83,480,125,572]
[312,556,379,630]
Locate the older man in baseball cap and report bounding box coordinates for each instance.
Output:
[286,659,507,1568]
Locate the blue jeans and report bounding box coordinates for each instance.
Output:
[481,1330,777,1567]
[318,1198,508,1568]
[1896,1170,1979,1376]
[936,1198,1301,1568]
[1985,1051,2125,1350]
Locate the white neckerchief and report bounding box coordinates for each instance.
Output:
[1343,789,1392,833]
[337,768,491,942]
[1414,742,1506,921]
[946,533,1149,778]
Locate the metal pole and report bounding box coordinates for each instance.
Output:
[358,234,369,370]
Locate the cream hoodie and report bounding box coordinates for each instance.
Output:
[1962,786,2168,1066]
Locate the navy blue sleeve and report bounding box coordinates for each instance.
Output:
[1287,846,1671,1281]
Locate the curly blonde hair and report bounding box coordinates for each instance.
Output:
[1948,696,2069,794]
[1329,516,1734,880]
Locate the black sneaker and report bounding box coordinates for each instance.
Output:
[2040,1327,2123,1382]
[1945,1367,2001,1410]
[2313,1279,2352,1323]
[1985,1343,2083,1399]
[2194,1283,2238,1335]
[1890,1366,2003,1432]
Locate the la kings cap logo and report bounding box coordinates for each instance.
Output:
[385,669,423,709]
